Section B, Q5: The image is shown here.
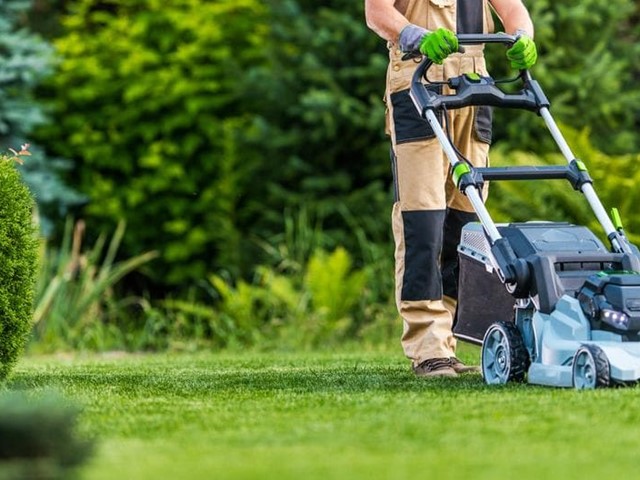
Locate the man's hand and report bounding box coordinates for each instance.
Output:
[419,28,458,64]
[506,34,537,70]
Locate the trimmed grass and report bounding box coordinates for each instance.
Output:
[8,344,640,480]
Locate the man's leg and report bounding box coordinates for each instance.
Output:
[391,139,458,377]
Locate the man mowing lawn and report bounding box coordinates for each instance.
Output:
[364,0,536,377]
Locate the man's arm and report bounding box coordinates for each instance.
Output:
[492,0,537,69]
[364,0,410,43]
[489,0,534,37]
[364,0,459,62]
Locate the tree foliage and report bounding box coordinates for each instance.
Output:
[33,0,640,298]
[488,0,640,153]
[36,0,275,286]
[35,0,391,292]
[0,0,84,235]
[246,0,392,262]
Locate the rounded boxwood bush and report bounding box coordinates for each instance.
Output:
[0,155,38,380]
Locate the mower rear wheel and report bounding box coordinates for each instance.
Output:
[481,321,529,385]
[572,344,610,389]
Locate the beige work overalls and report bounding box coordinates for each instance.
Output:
[386,0,494,365]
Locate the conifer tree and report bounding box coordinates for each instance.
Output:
[0,0,84,235]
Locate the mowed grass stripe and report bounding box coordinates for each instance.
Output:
[9,348,640,480]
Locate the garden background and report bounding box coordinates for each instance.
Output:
[3,0,640,478]
[4,0,639,354]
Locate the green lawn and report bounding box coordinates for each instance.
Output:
[8,345,640,480]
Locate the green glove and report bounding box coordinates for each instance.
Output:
[506,34,537,70]
[419,28,458,65]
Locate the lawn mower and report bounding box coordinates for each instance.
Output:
[409,33,640,388]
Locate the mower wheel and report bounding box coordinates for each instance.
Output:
[572,344,610,389]
[481,321,529,385]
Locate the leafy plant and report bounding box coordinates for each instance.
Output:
[0,150,38,381]
[131,289,258,352]
[127,244,386,351]
[302,247,368,345]
[30,218,158,352]
[206,247,376,349]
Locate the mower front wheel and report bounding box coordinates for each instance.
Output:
[481,321,529,385]
[572,344,610,389]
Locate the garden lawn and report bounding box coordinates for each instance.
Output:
[8,345,640,480]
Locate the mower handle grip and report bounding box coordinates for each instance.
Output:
[402,32,516,60]
[409,33,548,115]
[411,33,518,85]
[457,33,518,46]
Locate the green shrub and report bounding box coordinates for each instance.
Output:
[35,0,392,295]
[0,391,93,480]
[0,152,38,381]
[560,127,640,245]
[208,246,381,349]
[303,247,367,343]
[35,0,272,288]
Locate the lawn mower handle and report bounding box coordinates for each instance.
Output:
[409,33,549,115]
[407,32,639,275]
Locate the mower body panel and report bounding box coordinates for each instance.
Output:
[527,296,640,386]
[457,221,640,387]
[455,221,619,342]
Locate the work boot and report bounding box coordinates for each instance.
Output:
[413,358,458,378]
[449,357,481,374]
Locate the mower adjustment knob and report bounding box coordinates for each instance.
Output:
[506,258,531,298]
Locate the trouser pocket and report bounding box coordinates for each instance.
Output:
[474,105,493,144]
[390,87,443,144]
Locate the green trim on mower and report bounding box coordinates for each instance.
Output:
[611,207,624,230]
[452,162,471,187]
[575,159,588,171]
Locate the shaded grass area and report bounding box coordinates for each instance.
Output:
[7,345,640,480]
